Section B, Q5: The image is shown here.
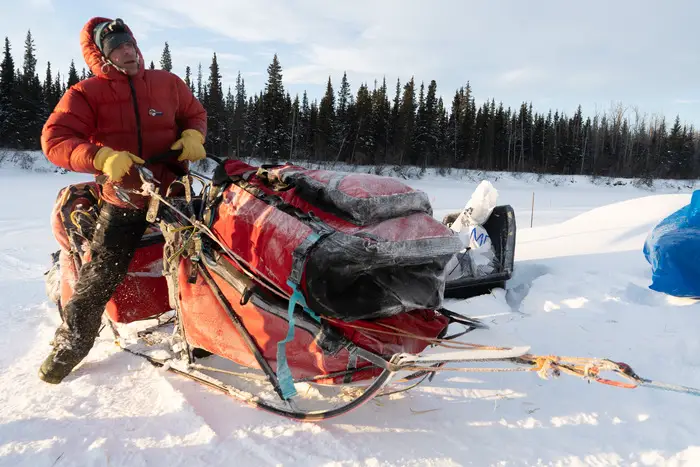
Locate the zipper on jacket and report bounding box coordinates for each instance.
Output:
[128,77,143,159]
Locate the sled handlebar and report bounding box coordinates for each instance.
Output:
[144,148,183,167]
[144,149,224,167]
[95,149,224,209]
[96,148,223,184]
[138,149,223,187]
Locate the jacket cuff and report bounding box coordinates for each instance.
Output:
[73,143,102,174]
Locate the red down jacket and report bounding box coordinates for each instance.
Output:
[41,17,207,208]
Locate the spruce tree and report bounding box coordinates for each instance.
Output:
[22,31,37,84]
[15,30,44,149]
[436,97,449,168]
[43,61,53,101]
[243,94,262,158]
[262,54,287,159]
[317,76,335,159]
[309,99,319,160]
[43,61,59,113]
[460,83,476,167]
[196,63,203,100]
[371,77,390,165]
[232,71,247,157]
[445,90,461,167]
[421,79,439,168]
[682,124,696,179]
[0,37,17,148]
[0,38,14,96]
[205,53,227,156]
[67,60,79,88]
[289,94,300,159]
[397,77,416,166]
[53,72,62,102]
[334,71,352,160]
[225,86,235,156]
[666,115,685,178]
[389,78,401,162]
[297,90,311,159]
[413,81,426,166]
[351,82,373,164]
[184,65,193,91]
[160,42,172,71]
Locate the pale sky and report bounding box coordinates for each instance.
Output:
[1,0,698,127]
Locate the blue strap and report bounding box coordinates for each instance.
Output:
[276,233,323,400]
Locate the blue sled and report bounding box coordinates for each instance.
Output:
[644,190,700,298]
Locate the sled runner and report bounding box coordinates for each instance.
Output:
[45,152,700,420]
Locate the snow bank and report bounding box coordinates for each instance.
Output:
[0,150,62,173]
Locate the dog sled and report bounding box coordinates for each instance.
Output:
[44,152,700,421]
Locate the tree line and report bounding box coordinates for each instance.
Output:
[1,30,698,181]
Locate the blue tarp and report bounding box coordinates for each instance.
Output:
[644,190,700,297]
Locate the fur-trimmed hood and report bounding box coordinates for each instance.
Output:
[80,16,145,80]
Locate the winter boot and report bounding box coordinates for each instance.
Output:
[38,347,87,384]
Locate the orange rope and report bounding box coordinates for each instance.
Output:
[324,315,642,390]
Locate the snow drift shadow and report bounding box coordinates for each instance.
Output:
[504,262,551,313]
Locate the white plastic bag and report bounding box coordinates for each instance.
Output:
[450,180,499,233]
[467,224,496,275]
[449,181,499,277]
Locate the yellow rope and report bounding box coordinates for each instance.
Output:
[69,209,96,230]
[165,226,196,264]
[324,316,638,389]
[393,354,639,391]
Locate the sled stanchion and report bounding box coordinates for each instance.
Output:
[196,262,288,400]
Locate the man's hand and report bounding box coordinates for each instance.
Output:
[93,147,145,182]
[171,129,206,162]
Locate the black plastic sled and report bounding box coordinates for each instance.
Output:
[442,205,516,299]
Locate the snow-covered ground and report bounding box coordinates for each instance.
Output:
[1,157,699,466]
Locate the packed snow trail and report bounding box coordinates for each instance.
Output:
[1,165,699,466]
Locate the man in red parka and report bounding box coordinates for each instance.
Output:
[38,17,207,384]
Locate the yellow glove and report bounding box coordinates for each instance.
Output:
[93,147,145,182]
[171,129,206,162]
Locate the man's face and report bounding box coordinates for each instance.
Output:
[109,42,139,76]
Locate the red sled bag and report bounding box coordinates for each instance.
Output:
[48,182,171,324]
[175,248,451,384]
[207,160,464,322]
